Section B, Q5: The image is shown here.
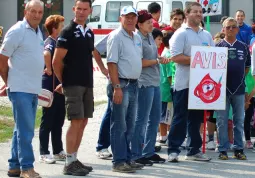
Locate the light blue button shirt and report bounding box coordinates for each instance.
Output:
[0,18,44,94]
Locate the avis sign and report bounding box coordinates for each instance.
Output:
[188,46,228,110]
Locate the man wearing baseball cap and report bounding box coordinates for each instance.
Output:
[107,6,143,173]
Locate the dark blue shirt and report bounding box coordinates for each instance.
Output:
[42,36,60,92]
[216,39,251,95]
[236,23,252,46]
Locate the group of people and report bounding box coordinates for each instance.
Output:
[0,0,255,177]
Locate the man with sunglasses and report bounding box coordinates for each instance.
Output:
[216,17,250,160]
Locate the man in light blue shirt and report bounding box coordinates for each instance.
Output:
[0,1,44,177]
[167,2,214,163]
[107,6,143,173]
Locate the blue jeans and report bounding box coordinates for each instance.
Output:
[216,94,245,152]
[108,79,138,165]
[7,91,38,171]
[131,86,161,160]
[96,97,111,151]
[167,89,203,156]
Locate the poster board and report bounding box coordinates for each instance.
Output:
[197,0,222,16]
[188,46,228,110]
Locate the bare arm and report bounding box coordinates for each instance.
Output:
[245,67,250,75]
[142,57,169,67]
[44,51,52,76]
[0,54,9,85]
[107,62,122,104]
[52,48,68,83]
[93,49,108,77]
[171,54,190,65]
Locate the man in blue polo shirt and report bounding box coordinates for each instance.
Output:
[0,0,44,177]
[235,10,252,45]
[216,17,251,160]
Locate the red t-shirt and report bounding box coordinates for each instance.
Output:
[152,18,160,29]
[158,26,176,55]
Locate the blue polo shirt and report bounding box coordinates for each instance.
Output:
[216,39,251,95]
[236,23,252,46]
[42,37,60,92]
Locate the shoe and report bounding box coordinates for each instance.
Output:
[7,169,20,177]
[20,169,41,178]
[135,157,153,166]
[39,154,56,164]
[206,141,216,150]
[185,152,211,161]
[253,142,255,150]
[154,145,162,152]
[96,148,112,159]
[63,161,89,176]
[76,159,93,172]
[245,141,253,149]
[159,139,167,146]
[218,151,228,160]
[112,163,136,173]
[53,150,66,161]
[168,153,179,162]
[147,154,165,163]
[127,161,144,170]
[233,150,247,160]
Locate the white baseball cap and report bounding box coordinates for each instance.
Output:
[120,6,138,16]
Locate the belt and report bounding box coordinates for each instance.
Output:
[119,78,138,83]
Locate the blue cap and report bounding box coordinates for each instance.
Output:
[120,6,138,16]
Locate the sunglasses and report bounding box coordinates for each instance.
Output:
[224,25,238,30]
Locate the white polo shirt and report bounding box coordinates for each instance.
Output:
[0,18,44,94]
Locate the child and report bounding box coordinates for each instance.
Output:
[152,28,174,145]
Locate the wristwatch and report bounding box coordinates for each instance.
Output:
[113,84,121,88]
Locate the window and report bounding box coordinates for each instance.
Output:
[136,1,163,22]
[90,5,101,22]
[172,1,183,10]
[203,0,229,23]
[105,1,133,22]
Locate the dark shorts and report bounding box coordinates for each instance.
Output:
[63,86,94,120]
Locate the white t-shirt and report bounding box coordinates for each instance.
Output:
[0,19,44,94]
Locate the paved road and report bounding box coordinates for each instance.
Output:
[0,60,255,177]
[0,103,255,178]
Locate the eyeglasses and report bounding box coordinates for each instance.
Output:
[224,25,238,30]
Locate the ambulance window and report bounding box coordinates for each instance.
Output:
[90,5,101,22]
[185,1,193,8]
[136,1,163,22]
[106,1,133,22]
[172,1,183,10]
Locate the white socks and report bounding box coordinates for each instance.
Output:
[66,152,77,166]
[160,136,167,141]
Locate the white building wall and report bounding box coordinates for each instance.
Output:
[0,0,18,36]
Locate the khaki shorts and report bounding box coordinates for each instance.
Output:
[63,86,94,120]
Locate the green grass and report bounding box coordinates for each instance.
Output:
[0,106,42,142]
[0,100,107,143]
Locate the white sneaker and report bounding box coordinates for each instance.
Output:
[206,141,216,150]
[53,150,66,161]
[39,154,56,164]
[96,149,112,159]
[185,152,211,161]
[168,153,179,162]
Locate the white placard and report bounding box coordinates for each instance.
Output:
[197,0,222,16]
[188,46,228,110]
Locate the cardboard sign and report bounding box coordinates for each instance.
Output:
[197,0,222,16]
[188,46,228,110]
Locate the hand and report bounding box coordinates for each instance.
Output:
[113,88,123,104]
[54,84,63,94]
[245,101,250,110]
[101,68,109,77]
[160,23,167,28]
[0,85,7,96]
[158,57,169,64]
[44,68,52,76]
